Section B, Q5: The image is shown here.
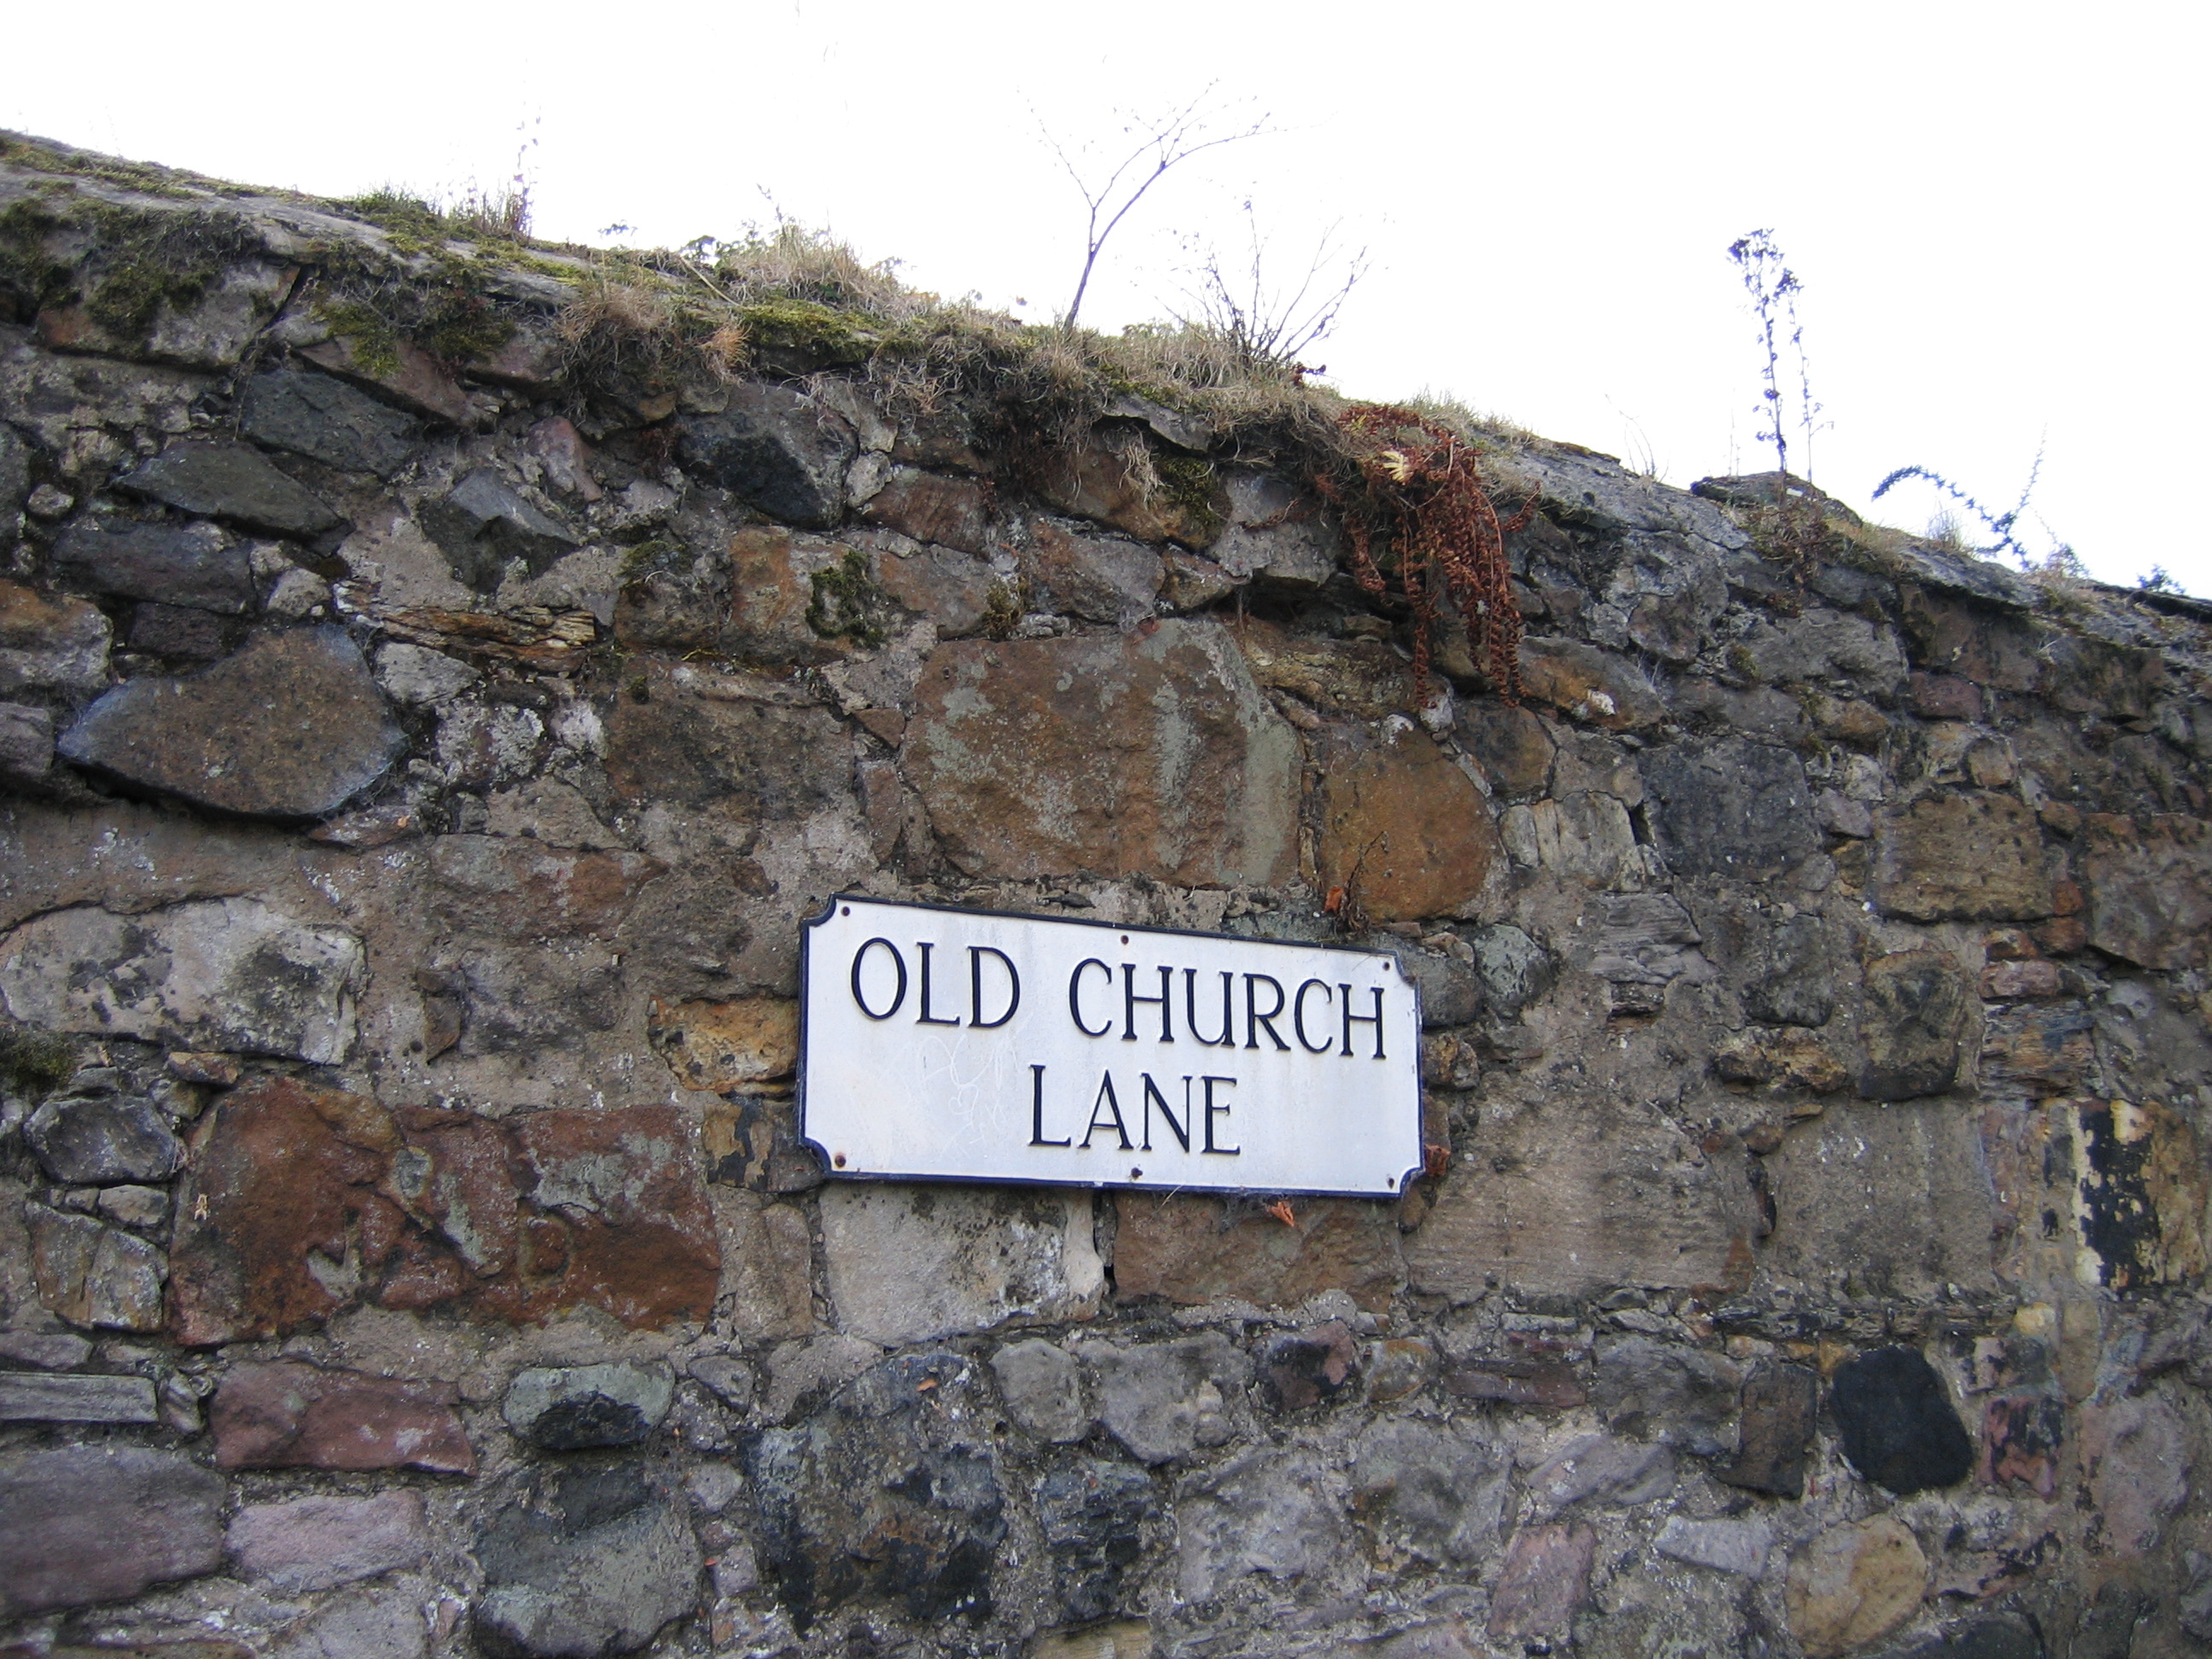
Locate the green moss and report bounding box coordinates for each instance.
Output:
[0,134,197,199]
[0,1025,76,1101]
[806,549,888,648]
[315,298,404,377]
[1154,451,1225,544]
[739,297,881,367]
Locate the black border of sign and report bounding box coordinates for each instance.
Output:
[795,891,1429,1199]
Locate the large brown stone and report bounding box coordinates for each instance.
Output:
[1516,637,1663,730]
[902,620,1299,885]
[171,1078,719,1343]
[2080,813,2212,969]
[1315,724,1501,923]
[603,661,853,814]
[862,467,992,554]
[1024,521,1164,626]
[1785,1516,1928,1658]
[1113,1193,1403,1313]
[210,1361,474,1472]
[1406,1097,1756,1299]
[58,626,405,818]
[1873,794,2053,922]
[0,1445,226,1615]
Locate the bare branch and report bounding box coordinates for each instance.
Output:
[1037,89,1271,327]
[1173,201,1368,371]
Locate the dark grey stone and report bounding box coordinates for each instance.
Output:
[2072,1582,2151,1659]
[53,519,257,614]
[1716,1361,1817,1498]
[0,1371,160,1423]
[1038,1459,1156,1623]
[420,469,579,591]
[1859,950,1971,1100]
[1644,736,1819,880]
[503,1361,674,1450]
[678,383,856,530]
[1830,1346,1974,1494]
[0,1444,225,1616]
[23,1077,183,1183]
[116,441,342,538]
[1464,923,1553,1014]
[239,368,418,477]
[1738,913,1842,1027]
[58,626,404,818]
[744,1351,1004,1633]
[1590,1335,1741,1452]
[474,1458,701,1659]
[1393,941,1482,1027]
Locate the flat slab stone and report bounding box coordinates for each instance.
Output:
[0,1444,226,1616]
[228,1490,428,1594]
[1313,723,1501,922]
[0,897,363,1062]
[1873,793,2053,922]
[239,367,418,477]
[0,1370,160,1423]
[59,625,404,818]
[117,440,342,538]
[902,619,1299,886]
[52,519,256,614]
[212,1361,474,1473]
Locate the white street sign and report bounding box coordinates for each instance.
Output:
[799,895,1425,1197]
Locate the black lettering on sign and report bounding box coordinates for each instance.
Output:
[1141,1074,1191,1152]
[916,943,961,1026]
[1293,978,1334,1054]
[1185,969,1235,1046]
[1068,958,1112,1037]
[1341,983,1386,1058]
[1029,1064,1069,1147]
[850,938,907,1020]
[1202,1075,1240,1155]
[1122,963,1173,1042]
[1081,1073,1133,1150]
[969,946,1020,1028]
[1243,974,1290,1051]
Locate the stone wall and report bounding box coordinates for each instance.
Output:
[2,133,2209,1659]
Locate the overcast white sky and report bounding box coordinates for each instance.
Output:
[8,2,2206,593]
